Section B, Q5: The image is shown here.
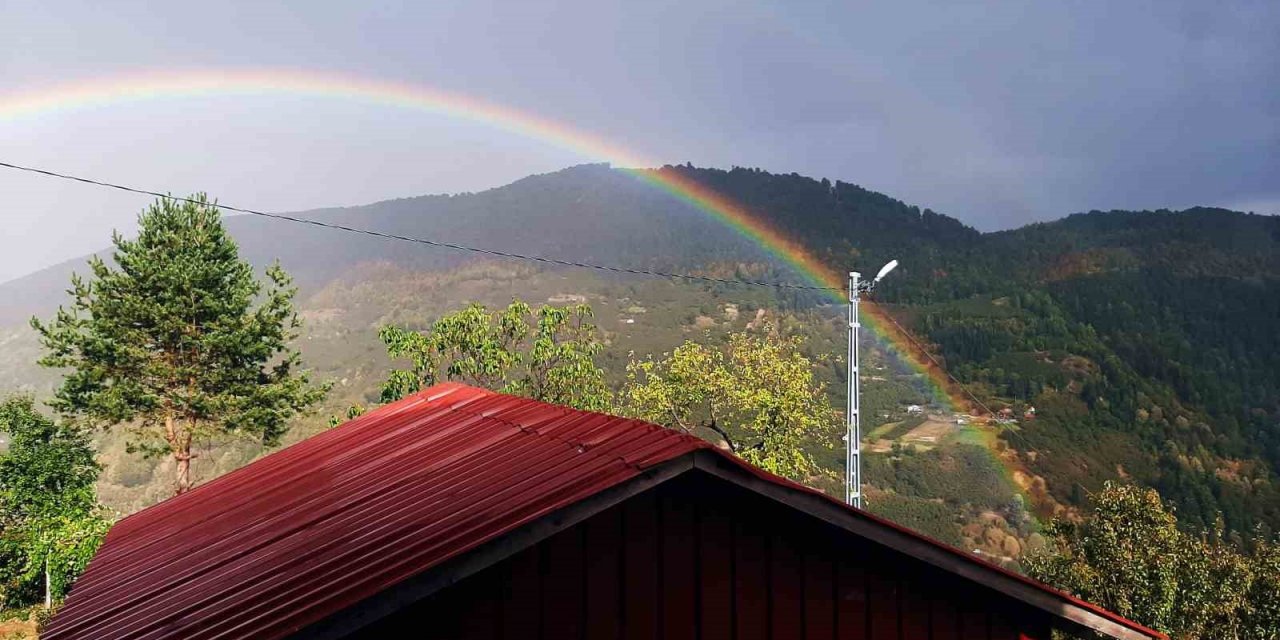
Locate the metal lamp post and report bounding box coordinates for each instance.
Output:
[846,260,898,508]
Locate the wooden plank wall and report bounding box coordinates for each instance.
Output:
[350,474,1053,640]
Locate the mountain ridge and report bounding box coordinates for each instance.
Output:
[6,163,1267,324]
[5,163,1267,290]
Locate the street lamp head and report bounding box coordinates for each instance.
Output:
[874,259,899,283]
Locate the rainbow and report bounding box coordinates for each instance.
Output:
[0,68,976,413]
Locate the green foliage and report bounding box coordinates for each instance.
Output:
[908,277,1280,531]
[377,301,611,412]
[0,399,98,522]
[1,516,110,610]
[327,405,367,428]
[1245,539,1280,638]
[4,164,1276,539]
[865,493,961,546]
[622,329,835,481]
[896,215,1280,531]
[31,195,327,494]
[866,444,1016,508]
[0,398,109,608]
[1026,482,1279,639]
[676,164,1280,534]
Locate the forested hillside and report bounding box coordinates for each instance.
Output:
[670,165,1280,532]
[2,163,1276,538]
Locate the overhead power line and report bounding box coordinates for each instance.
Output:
[3,159,1022,437]
[872,306,997,417]
[0,160,839,292]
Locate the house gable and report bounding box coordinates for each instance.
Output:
[328,470,1053,640]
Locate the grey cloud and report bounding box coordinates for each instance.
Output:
[1,0,1276,279]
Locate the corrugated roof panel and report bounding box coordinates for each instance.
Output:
[45,383,707,640]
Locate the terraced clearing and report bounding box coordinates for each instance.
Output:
[869,414,959,452]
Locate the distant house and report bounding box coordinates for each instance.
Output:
[546,293,588,305]
[45,384,1165,640]
[906,404,925,415]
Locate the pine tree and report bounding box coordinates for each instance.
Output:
[32,195,327,494]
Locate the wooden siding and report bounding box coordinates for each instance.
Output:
[350,473,1052,640]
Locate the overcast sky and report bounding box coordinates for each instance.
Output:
[2,0,1277,283]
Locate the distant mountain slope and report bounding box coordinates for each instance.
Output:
[0,163,980,325]
[906,209,1278,530]
[981,210,1280,530]
[0,164,734,323]
[2,163,1277,533]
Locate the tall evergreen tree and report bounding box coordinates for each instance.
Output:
[32,195,327,494]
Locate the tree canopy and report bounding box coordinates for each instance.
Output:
[373,302,835,484]
[1026,482,1280,639]
[0,397,109,608]
[32,195,327,494]
[621,330,833,481]
[378,301,612,412]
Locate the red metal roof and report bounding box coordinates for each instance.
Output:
[45,383,1164,640]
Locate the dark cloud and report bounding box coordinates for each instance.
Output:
[1,0,1276,280]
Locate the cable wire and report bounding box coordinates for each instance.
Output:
[870,303,997,417]
[0,160,840,292]
[5,159,1029,440]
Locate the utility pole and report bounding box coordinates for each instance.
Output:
[846,271,862,507]
[846,260,898,508]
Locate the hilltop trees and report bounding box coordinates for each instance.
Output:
[377,301,612,412]
[372,301,834,483]
[32,195,327,495]
[621,330,834,481]
[1026,482,1280,639]
[0,397,109,608]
